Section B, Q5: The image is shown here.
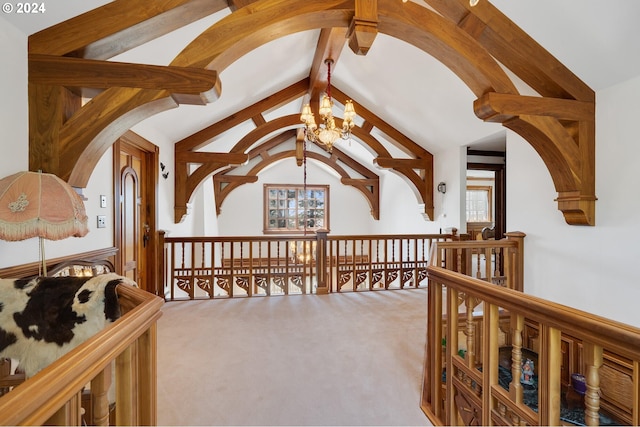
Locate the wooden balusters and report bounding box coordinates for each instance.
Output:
[465,296,476,369]
[583,343,603,426]
[421,236,640,427]
[509,314,524,404]
[115,344,135,425]
[91,365,112,426]
[446,286,459,425]
[161,232,457,299]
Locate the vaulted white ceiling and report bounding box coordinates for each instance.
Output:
[5,0,640,156]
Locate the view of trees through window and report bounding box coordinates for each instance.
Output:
[264,184,328,233]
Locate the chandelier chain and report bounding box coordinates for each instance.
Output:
[325,59,332,100]
[303,138,308,235]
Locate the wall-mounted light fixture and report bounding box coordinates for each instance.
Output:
[437,182,446,194]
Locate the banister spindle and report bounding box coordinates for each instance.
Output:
[91,365,112,426]
[509,314,524,404]
[465,296,475,368]
[583,343,603,426]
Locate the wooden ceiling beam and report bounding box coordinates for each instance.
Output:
[29,54,221,105]
[227,0,260,12]
[331,86,431,160]
[29,0,229,59]
[212,139,381,219]
[422,0,594,102]
[474,92,594,122]
[306,27,350,105]
[175,152,248,165]
[176,78,309,152]
[374,158,428,169]
[347,0,379,56]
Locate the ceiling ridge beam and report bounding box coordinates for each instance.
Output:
[307,28,349,104]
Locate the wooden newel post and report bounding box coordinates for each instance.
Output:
[315,229,329,295]
[505,231,526,292]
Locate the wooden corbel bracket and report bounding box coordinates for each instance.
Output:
[475,92,596,225]
[174,152,249,223]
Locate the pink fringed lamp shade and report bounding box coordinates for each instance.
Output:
[0,171,89,242]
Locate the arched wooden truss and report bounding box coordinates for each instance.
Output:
[212,129,381,218]
[27,0,596,226]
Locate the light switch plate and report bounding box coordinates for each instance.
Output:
[97,215,106,228]
[100,195,107,208]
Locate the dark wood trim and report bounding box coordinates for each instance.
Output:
[467,149,505,158]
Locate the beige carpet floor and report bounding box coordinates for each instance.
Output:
[156,288,432,426]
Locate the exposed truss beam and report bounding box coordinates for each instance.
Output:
[29,0,229,60]
[29,54,221,105]
[176,79,309,152]
[213,136,381,219]
[26,0,597,225]
[305,27,349,106]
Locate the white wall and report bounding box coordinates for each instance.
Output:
[507,75,640,326]
[217,158,375,236]
[0,18,30,268]
[214,153,451,237]
[433,145,466,233]
[372,171,441,235]
[0,18,114,269]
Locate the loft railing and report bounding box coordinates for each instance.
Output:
[431,231,525,291]
[159,231,460,300]
[326,233,454,292]
[421,235,640,426]
[0,285,163,426]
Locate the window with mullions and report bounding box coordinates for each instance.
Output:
[264,184,329,233]
[466,186,493,222]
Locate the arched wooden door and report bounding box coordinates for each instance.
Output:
[114,132,159,294]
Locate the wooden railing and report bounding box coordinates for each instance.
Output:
[0,285,164,426]
[431,231,525,291]
[421,235,640,426]
[159,231,459,300]
[327,233,454,292]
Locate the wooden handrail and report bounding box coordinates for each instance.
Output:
[422,238,640,426]
[159,232,458,299]
[0,285,163,426]
[428,265,640,360]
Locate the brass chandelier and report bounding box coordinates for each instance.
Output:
[300,59,356,152]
